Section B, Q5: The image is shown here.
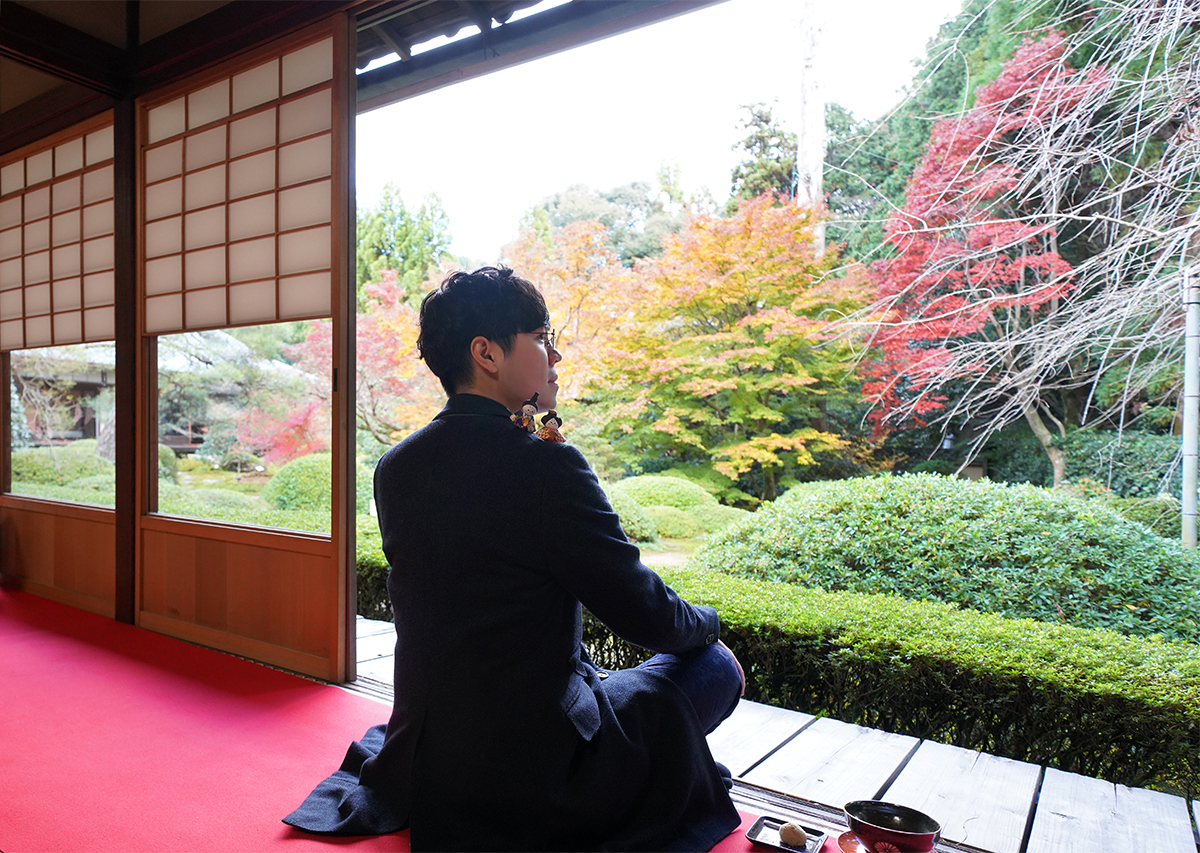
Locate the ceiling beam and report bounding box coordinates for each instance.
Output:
[357,0,727,113]
[0,2,126,96]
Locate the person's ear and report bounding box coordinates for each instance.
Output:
[469,336,500,375]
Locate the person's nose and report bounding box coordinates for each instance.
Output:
[549,344,562,365]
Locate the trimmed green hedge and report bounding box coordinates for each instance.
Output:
[12,442,113,486]
[260,453,373,514]
[692,474,1200,643]
[613,474,717,511]
[644,505,704,539]
[601,486,657,543]
[583,567,1200,796]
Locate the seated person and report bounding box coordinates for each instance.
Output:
[284,266,744,851]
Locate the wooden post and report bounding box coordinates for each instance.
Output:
[1182,264,1198,549]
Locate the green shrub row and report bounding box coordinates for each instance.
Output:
[608,474,749,541]
[582,567,1200,797]
[693,474,1200,643]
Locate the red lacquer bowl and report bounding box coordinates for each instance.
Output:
[843,800,941,853]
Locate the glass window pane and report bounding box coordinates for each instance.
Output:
[10,343,117,507]
[155,323,333,535]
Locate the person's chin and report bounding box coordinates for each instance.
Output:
[541,384,558,411]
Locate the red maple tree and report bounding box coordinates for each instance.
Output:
[863,32,1108,484]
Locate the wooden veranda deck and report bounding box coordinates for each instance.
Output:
[353,616,1200,853]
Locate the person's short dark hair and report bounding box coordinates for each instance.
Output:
[418,266,549,395]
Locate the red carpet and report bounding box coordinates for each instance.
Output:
[0,589,773,852]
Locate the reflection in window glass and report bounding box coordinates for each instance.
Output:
[9,343,116,506]
[155,321,339,534]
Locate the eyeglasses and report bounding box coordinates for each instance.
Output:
[529,328,557,351]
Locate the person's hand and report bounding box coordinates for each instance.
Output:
[717,639,746,697]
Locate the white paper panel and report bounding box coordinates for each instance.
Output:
[278,272,329,318]
[282,39,332,95]
[25,283,50,314]
[149,97,187,144]
[52,177,81,213]
[278,135,330,187]
[83,305,114,340]
[82,201,113,239]
[228,194,275,240]
[278,226,329,275]
[25,251,49,283]
[279,90,331,143]
[0,161,24,195]
[0,319,23,349]
[86,127,114,166]
[144,141,183,183]
[83,271,114,306]
[186,287,227,328]
[185,207,225,250]
[145,178,183,221]
[233,60,279,113]
[184,246,225,289]
[229,150,275,199]
[55,310,83,343]
[184,164,226,210]
[228,279,276,324]
[229,109,276,158]
[188,79,230,129]
[0,228,20,260]
[53,245,81,278]
[83,235,113,273]
[145,216,182,258]
[25,187,50,220]
[229,236,275,282]
[145,255,183,295]
[55,139,85,176]
[23,220,50,253]
[186,127,227,172]
[145,293,182,333]
[25,314,52,347]
[278,180,331,231]
[82,165,114,204]
[53,277,82,311]
[0,289,22,319]
[53,211,81,244]
[26,150,53,185]
[0,197,20,229]
[0,258,19,288]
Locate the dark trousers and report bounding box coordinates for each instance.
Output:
[636,641,742,735]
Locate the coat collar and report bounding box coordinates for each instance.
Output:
[434,393,514,420]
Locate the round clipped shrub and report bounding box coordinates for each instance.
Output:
[692,473,1200,642]
[68,473,117,493]
[644,505,703,539]
[602,485,658,543]
[158,443,179,483]
[260,453,372,514]
[12,443,114,486]
[689,502,751,534]
[614,474,717,511]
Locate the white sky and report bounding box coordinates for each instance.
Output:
[355,0,963,263]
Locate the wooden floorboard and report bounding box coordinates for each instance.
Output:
[880,739,1040,853]
[742,715,919,806]
[706,698,815,777]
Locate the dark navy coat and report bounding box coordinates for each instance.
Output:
[284,394,740,851]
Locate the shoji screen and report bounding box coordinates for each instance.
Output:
[0,121,115,349]
[135,20,354,681]
[0,115,118,616]
[141,37,336,334]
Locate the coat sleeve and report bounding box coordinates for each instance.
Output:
[534,443,720,654]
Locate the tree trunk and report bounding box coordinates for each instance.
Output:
[1022,401,1066,488]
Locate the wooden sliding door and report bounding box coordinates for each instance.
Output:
[135,17,356,681]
